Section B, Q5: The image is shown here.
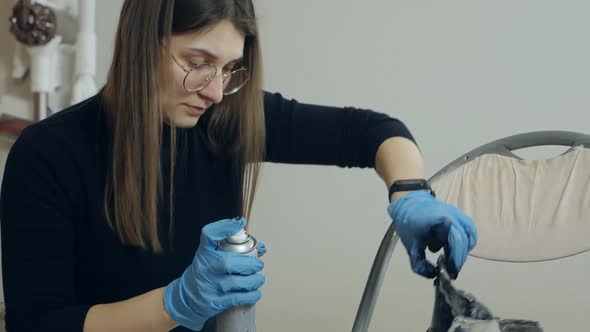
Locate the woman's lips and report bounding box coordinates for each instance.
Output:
[183,103,205,116]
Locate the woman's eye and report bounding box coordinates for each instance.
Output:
[186,59,204,67]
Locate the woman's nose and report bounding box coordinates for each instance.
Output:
[197,74,224,104]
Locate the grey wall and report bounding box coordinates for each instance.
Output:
[253,1,589,331]
[1,1,589,331]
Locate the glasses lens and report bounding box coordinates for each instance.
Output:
[223,68,250,95]
[184,64,217,92]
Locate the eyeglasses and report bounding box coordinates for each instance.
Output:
[171,55,250,95]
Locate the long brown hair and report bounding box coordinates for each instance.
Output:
[102,0,265,252]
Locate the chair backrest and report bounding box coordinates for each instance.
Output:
[428,131,590,262]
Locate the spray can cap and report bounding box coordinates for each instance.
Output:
[227,228,249,244]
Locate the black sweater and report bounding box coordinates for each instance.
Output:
[0,90,414,331]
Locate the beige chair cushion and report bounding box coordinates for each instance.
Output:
[430,147,590,262]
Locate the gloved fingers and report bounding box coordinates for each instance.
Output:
[218,290,262,308]
[218,274,266,293]
[445,223,469,279]
[431,209,477,255]
[426,219,452,253]
[457,213,478,251]
[257,241,267,257]
[446,205,478,251]
[410,243,436,278]
[213,252,264,275]
[201,217,247,248]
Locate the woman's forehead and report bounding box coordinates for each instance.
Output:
[172,20,245,63]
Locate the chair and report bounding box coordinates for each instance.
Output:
[351,130,590,331]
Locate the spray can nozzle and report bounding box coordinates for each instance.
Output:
[227,228,249,244]
[218,228,257,255]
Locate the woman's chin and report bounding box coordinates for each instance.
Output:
[164,112,200,128]
[174,116,200,128]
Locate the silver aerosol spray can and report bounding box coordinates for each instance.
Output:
[217,228,258,332]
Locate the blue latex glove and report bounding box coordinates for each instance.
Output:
[164,218,265,331]
[387,190,477,279]
[257,241,267,257]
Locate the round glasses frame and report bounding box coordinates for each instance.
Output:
[171,55,250,96]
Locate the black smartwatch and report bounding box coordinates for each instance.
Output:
[388,178,435,200]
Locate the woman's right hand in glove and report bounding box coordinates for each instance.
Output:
[163,217,265,331]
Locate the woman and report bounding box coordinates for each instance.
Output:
[0,0,477,331]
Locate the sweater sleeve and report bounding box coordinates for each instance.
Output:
[263,91,417,168]
[0,126,91,332]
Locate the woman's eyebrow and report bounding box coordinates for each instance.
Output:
[184,47,243,63]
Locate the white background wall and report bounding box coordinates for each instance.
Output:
[1,1,589,331]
